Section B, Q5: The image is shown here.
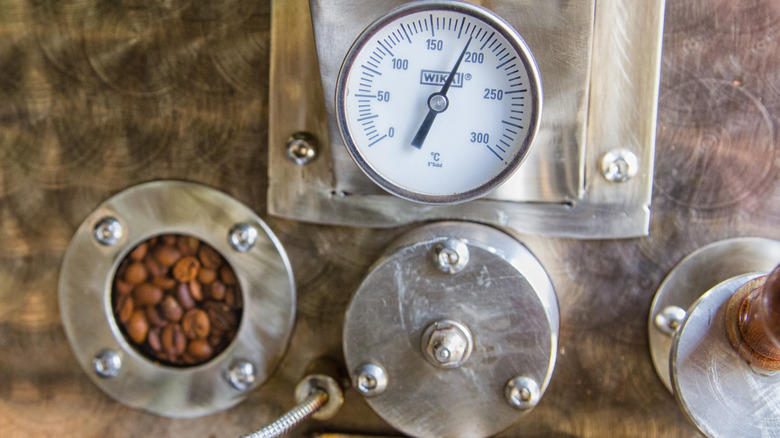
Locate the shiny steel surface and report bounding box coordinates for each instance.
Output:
[58,181,296,418]
[343,222,558,438]
[672,274,780,438]
[268,0,664,238]
[648,238,780,392]
[1,0,779,436]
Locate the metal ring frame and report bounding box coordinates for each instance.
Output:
[335,0,542,205]
[58,181,296,418]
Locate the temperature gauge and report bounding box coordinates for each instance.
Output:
[336,0,542,204]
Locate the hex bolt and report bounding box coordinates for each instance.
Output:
[432,239,469,274]
[600,148,639,183]
[286,132,318,165]
[93,216,123,246]
[93,349,121,379]
[227,360,256,391]
[421,319,473,369]
[228,223,259,253]
[353,363,388,397]
[504,376,541,410]
[654,305,687,336]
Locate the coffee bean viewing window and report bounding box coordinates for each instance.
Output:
[112,234,243,367]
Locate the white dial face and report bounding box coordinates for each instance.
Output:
[337,2,541,204]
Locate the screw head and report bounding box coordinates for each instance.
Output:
[504,376,540,410]
[227,360,256,391]
[432,239,469,274]
[93,217,123,246]
[228,223,259,253]
[654,305,687,336]
[422,319,473,369]
[93,349,121,378]
[286,132,318,165]
[353,363,388,397]
[600,148,639,183]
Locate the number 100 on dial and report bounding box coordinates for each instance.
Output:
[336,0,542,205]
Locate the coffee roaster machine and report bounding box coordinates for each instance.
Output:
[3,0,780,437]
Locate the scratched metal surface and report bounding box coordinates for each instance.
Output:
[0,1,778,437]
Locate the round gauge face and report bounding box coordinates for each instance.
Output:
[336,1,542,205]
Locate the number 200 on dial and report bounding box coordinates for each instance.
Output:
[336,0,542,204]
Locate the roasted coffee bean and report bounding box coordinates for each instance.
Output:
[189,280,203,301]
[198,245,222,269]
[124,262,147,285]
[134,283,163,306]
[129,242,148,261]
[173,256,200,282]
[160,295,183,322]
[152,275,176,290]
[116,295,134,324]
[145,256,166,277]
[161,235,177,246]
[177,282,196,310]
[219,265,237,285]
[148,327,162,352]
[127,309,149,344]
[162,324,186,357]
[182,309,210,340]
[225,288,237,308]
[177,235,199,256]
[206,302,235,332]
[115,279,134,296]
[198,268,217,285]
[153,244,181,267]
[209,281,226,301]
[146,305,168,328]
[187,339,213,360]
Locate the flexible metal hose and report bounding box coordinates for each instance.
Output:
[241,389,329,438]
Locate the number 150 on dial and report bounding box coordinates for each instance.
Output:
[336,0,542,205]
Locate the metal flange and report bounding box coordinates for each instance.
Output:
[343,221,559,438]
[58,181,296,418]
[648,237,780,391]
[670,273,780,438]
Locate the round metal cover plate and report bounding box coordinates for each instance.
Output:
[672,273,780,438]
[58,181,296,418]
[343,222,558,438]
[648,237,780,392]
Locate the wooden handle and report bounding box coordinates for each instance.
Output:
[727,264,780,369]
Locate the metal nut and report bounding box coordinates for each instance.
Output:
[93,349,121,378]
[286,132,318,165]
[93,216,123,246]
[421,319,473,368]
[655,305,687,337]
[432,239,469,274]
[600,148,639,183]
[353,363,388,398]
[504,376,540,410]
[227,360,256,391]
[228,222,259,253]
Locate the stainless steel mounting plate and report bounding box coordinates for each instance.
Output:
[648,237,780,392]
[268,0,665,238]
[343,221,558,438]
[58,181,296,418]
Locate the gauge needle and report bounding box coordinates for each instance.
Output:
[410,36,472,149]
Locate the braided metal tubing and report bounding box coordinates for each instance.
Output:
[241,389,329,438]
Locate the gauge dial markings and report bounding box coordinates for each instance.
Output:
[337,3,540,202]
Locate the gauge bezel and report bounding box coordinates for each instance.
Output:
[335,0,542,205]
